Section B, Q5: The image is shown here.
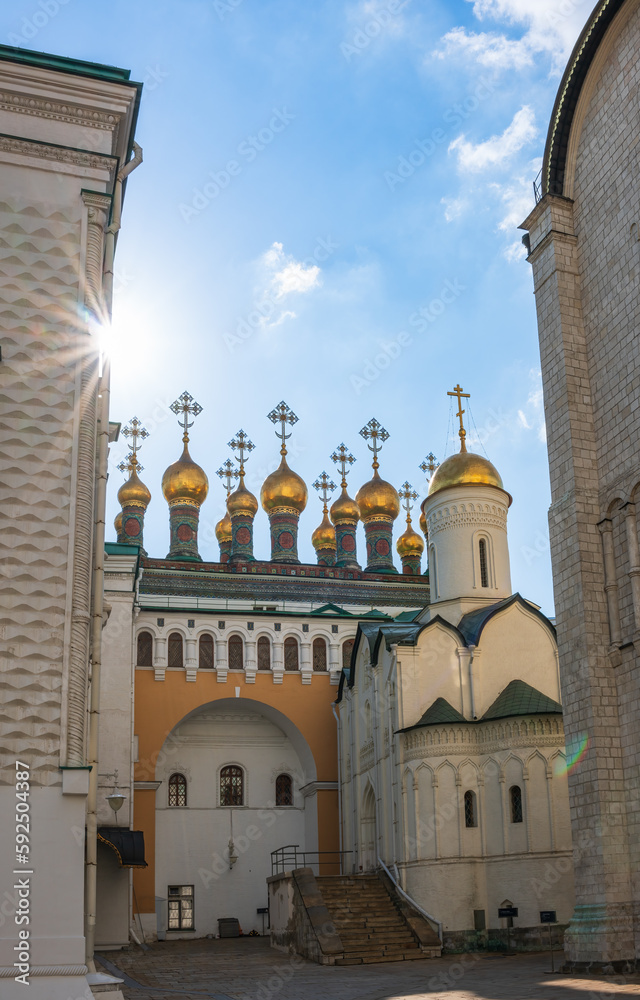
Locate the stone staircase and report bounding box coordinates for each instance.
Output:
[316,874,440,965]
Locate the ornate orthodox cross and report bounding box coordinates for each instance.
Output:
[267,401,298,456]
[313,472,337,512]
[170,391,203,444]
[331,443,356,488]
[217,459,239,496]
[117,416,148,476]
[359,418,389,471]
[447,383,470,452]
[228,430,255,477]
[398,481,418,521]
[419,452,439,478]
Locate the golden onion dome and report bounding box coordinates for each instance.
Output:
[261,455,308,514]
[356,471,400,522]
[161,443,209,506]
[396,522,425,559]
[215,508,232,544]
[114,509,123,536]
[330,487,360,524]
[312,510,336,551]
[117,469,151,509]
[428,450,507,500]
[227,476,259,517]
[419,506,427,539]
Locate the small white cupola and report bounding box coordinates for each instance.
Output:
[424,385,512,615]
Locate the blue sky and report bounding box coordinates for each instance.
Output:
[2,0,596,613]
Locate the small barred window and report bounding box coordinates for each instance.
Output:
[312,637,327,671]
[228,635,243,670]
[257,636,271,670]
[275,773,293,806]
[510,785,523,823]
[464,790,477,828]
[199,634,214,669]
[168,772,187,808]
[168,632,183,668]
[137,631,153,666]
[284,637,299,671]
[220,765,244,806]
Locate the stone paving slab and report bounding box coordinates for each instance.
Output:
[96,939,640,1000]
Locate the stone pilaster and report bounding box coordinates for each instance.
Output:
[523,193,635,969]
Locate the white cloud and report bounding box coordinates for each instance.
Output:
[441,195,468,222]
[435,26,533,70]
[249,242,322,332]
[434,0,593,74]
[449,106,537,173]
[518,369,547,442]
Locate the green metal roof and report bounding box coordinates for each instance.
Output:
[360,608,394,619]
[310,602,353,616]
[483,680,562,721]
[409,698,466,727]
[0,44,133,83]
[105,543,140,556]
[394,609,420,622]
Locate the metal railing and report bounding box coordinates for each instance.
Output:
[533,168,543,204]
[271,845,352,877]
[378,857,443,943]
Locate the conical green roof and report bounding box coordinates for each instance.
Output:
[483,680,562,720]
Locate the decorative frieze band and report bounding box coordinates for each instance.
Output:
[0,133,117,173]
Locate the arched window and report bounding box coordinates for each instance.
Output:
[137,630,153,666]
[168,632,183,668]
[313,637,327,671]
[429,544,437,595]
[364,701,372,741]
[257,636,271,671]
[510,785,523,823]
[479,538,489,588]
[342,638,355,671]
[199,634,214,669]
[168,772,187,808]
[284,636,299,671]
[228,635,243,671]
[275,773,293,806]
[220,765,244,806]
[464,790,477,828]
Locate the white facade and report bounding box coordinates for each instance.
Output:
[339,475,574,947]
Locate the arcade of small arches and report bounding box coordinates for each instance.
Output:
[166,768,294,808]
[135,627,356,676]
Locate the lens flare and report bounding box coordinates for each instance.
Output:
[555,734,590,775]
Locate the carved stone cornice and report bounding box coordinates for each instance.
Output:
[0,133,117,173]
[0,90,121,137]
[402,715,564,762]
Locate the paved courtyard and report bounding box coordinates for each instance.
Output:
[96,939,640,1000]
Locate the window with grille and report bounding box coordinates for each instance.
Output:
[168,632,183,667]
[479,539,489,588]
[220,765,244,806]
[284,636,299,671]
[464,790,477,828]
[167,885,193,930]
[312,637,327,671]
[198,634,214,669]
[228,635,243,670]
[510,785,523,823]
[137,631,153,666]
[257,636,271,670]
[275,773,293,806]
[342,638,355,670]
[168,772,187,808]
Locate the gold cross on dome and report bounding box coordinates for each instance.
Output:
[228,430,255,477]
[420,452,439,478]
[313,472,337,511]
[217,459,240,495]
[118,416,148,475]
[398,481,418,519]
[170,391,202,443]
[447,383,470,453]
[359,418,389,471]
[331,443,356,488]
[267,401,298,456]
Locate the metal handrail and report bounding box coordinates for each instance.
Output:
[271,845,352,876]
[377,857,443,943]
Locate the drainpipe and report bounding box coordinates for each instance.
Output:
[467,644,477,720]
[85,142,143,971]
[331,704,344,869]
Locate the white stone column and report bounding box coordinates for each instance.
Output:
[153,636,167,682]
[455,774,463,857]
[598,518,621,647]
[215,638,228,684]
[431,773,440,861]
[185,638,197,682]
[245,638,257,684]
[499,771,508,855]
[477,773,487,857]
[522,769,532,852]
[545,761,556,852]
[272,638,284,684]
[300,640,312,685]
